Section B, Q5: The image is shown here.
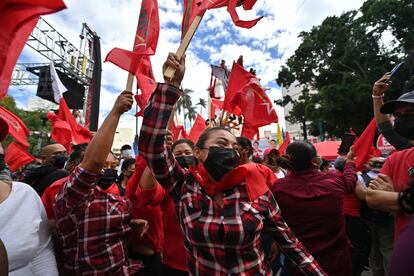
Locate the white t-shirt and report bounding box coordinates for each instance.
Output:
[0,182,58,276]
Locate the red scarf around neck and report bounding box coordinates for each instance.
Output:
[190,162,269,201]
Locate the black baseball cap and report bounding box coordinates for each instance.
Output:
[380,91,414,114]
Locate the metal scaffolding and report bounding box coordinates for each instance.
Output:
[11,17,95,86]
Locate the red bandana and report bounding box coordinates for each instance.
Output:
[190,162,269,201]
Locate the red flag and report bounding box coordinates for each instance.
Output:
[353,118,377,171]
[48,98,92,152]
[278,131,291,156]
[198,0,262,28]
[0,106,30,147]
[188,115,207,143]
[0,0,66,99]
[210,99,223,119]
[224,62,278,130]
[5,142,36,172]
[135,72,157,117]
[171,122,188,141]
[105,0,159,76]
[241,123,258,140]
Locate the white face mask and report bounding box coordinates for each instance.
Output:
[122,149,133,158]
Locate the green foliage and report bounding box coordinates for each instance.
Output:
[278,0,414,137]
[0,96,51,156]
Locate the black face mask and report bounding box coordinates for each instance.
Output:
[97,169,118,190]
[176,156,196,169]
[394,114,414,140]
[51,155,68,169]
[202,147,240,182]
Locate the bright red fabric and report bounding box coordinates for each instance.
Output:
[0,106,30,147]
[48,98,92,152]
[278,131,291,156]
[0,0,66,99]
[381,147,414,239]
[5,142,35,171]
[187,115,206,143]
[224,62,278,130]
[353,118,377,171]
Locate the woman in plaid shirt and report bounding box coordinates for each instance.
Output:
[138,54,325,276]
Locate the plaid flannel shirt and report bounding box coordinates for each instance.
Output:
[138,83,325,276]
[54,166,142,275]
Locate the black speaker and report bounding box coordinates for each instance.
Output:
[35,66,85,109]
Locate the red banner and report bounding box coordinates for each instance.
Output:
[0,106,30,147]
[5,142,36,172]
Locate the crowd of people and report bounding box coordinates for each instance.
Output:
[0,53,414,276]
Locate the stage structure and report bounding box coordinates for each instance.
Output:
[11,17,102,131]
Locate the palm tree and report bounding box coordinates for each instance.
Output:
[185,106,198,125]
[196,98,207,113]
[177,88,194,129]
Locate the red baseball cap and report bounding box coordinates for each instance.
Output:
[0,117,8,142]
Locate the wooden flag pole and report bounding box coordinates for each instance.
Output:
[164,14,204,81]
[126,73,135,92]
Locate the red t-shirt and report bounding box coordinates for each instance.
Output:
[381,147,414,238]
[271,163,357,276]
[140,184,187,271]
[343,194,361,217]
[42,177,68,219]
[255,163,277,187]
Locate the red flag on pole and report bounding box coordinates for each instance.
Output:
[5,142,36,172]
[188,115,207,143]
[48,98,92,152]
[134,71,157,117]
[353,118,377,171]
[224,62,278,130]
[0,106,30,147]
[0,0,66,99]
[105,0,159,77]
[278,131,291,156]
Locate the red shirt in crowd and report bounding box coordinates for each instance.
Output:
[381,147,414,238]
[271,162,357,276]
[139,184,187,272]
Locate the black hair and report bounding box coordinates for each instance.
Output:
[253,141,259,145]
[66,143,88,171]
[195,127,232,149]
[276,141,317,173]
[270,139,276,143]
[236,136,253,156]
[120,144,132,151]
[320,159,331,171]
[172,139,194,151]
[121,158,136,172]
[252,156,264,164]
[398,179,414,214]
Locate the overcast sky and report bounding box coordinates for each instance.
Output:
[9,0,366,134]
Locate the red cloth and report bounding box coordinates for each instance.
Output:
[0,0,66,99]
[187,115,206,143]
[343,194,361,217]
[381,147,414,239]
[241,122,258,140]
[139,184,187,271]
[132,186,164,253]
[271,163,357,275]
[41,176,67,219]
[224,62,278,130]
[210,99,223,118]
[192,162,269,201]
[171,122,187,142]
[255,163,277,187]
[125,155,164,253]
[135,72,157,117]
[313,141,341,161]
[5,142,35,171]
[0,106,30,147]
[48,98,92,152]
[354,118,377,171]
[105,0,159,110]
[278,131,291,156]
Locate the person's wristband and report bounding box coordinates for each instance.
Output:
[372,94,383,99]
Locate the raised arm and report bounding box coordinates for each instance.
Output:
[58,92,133,208]
[372,73,412,150]
[138,54,186,201]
